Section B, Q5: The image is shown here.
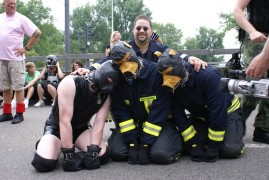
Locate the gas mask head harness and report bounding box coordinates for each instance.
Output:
[110,41,141,80]
[157,48,189,93]
[45,55,58,68]
[86,61,120,94]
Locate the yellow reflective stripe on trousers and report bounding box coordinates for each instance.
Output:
[181,125,197,142]
[119,119,136,133]
[208,128,225,142]
[143,121,162,137]
[91,63,101,70]
[228,95,240,114]
[124,99,130,106]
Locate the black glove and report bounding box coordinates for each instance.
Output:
[83,144,102,170]
[186,136,204,162]
[61,146,83,172]
[128,140,139,165]
[190,144,204,162]
[138,144,150,165]
[204,140,220,163]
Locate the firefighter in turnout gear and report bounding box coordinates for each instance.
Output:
[157,49,245,162]
[108,41,182,165]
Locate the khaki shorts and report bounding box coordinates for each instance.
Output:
[0,60,25,91]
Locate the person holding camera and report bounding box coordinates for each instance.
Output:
[157,49,245,163]
[31,61,120,172]
[34,55,65,107]
[233,0,269,144]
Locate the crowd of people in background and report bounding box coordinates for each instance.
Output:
[1,0,269,174]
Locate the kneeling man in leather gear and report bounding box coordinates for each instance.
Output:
[108,41,182,165]
[31,61,120,172]
[157,49,245,162]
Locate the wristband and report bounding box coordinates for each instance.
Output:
[25,46,31,51]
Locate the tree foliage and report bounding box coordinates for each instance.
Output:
[70,0,152,53]
[184,27,225,62]
[0,0,239,64]
[153,23,184,50]
[219,12,238,32]
[0,0,64,56]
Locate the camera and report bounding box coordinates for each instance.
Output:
[219,75,269,99]
[224,52,244,79]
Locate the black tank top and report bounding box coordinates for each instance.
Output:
[47,75,108,130]
[248,0,269,33]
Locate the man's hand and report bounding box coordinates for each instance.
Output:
[188,56,207,72]
[246,53,269,78]
[71,68,90,75]
[249,30,267,44]
[138,144,150,165]
[14,47,26,56]
[128,141,139,165]
[204,140,220,163]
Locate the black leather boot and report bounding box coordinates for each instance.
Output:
[11,114,24,124]
[253,128,269,144]
[0,114,13,122]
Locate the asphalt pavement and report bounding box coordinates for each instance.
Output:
[0,105,268,180]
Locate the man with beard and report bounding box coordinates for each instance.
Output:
[81,15,207,74]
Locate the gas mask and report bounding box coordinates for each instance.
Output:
[110,41,140,80]
[87,61,120,93]
[157,49,188,92]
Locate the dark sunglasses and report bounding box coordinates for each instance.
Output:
[135,26,150,32]
[7,3,16,7]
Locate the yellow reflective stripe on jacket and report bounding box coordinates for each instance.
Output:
[143,121,162,137]
[181,125,197,142]
[124,99,130,106]
[139,96,156,114]
[91,63,101,70]
[119,119,136,133]
[195,116,206,121]
[208,128,225,142]
[228,95,240,114]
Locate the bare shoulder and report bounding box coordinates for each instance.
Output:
[58,75,76,90]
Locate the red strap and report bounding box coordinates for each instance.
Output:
[16,103,25,113]
[3,103,12,114]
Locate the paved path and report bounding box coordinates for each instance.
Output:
[0,105,268,180]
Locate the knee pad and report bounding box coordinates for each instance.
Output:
[31,153,58,172]
[99,147,111,165]
[220,144,244,159]
[150,150,180,165]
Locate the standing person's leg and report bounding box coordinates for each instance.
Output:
[242,37,269,143]
[11,61,25,124]
[150,121,182,164]
[220,108,245,158]
[253,99,269,144]
[241,38,260,129]
[0,60,15,122]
